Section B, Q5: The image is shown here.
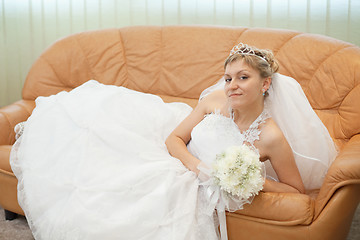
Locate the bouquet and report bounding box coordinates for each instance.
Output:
[212,145,265,200]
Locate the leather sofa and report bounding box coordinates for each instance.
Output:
[0,25,359,240]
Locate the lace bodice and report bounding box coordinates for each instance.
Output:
[187,110,270,166]
[230,110,270,145]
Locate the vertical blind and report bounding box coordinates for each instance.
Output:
[1,0,359,107]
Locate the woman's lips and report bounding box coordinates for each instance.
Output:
[229,93,242,97]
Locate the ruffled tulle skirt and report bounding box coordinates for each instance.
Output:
[10,80,218,240]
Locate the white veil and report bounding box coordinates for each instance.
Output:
[199,73,338,190]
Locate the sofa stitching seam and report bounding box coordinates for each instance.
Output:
[273,32,301,74]
[273,32,300,57]
[74,35,97,83]
[308,45,354,139]
[118,30,129,87]
[309,46,349,100]
[234,27,249,47]
[38,55,67,89]
[338,82,360,138]
[146,27,162,94]
[0,111,13,144]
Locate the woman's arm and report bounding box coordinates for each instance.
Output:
[166,97,213,174]
[261,120,306,194]
[262,178,304,193]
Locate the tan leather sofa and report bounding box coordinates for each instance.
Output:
[0,26,359,240]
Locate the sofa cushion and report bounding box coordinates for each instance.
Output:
[0,100,35,145]
[0,145,12,173]
[231,191,314,225]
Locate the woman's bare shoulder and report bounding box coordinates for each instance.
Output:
[258,118,292,162]
[198,90,227,113]
[201,89,226,102]
[260,118,287,147]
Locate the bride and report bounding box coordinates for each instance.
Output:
[10,43,337,240]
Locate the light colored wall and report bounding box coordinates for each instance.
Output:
[1,0,359,107]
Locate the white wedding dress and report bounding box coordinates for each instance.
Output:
[11,80,219,240]
[10,75,337,240]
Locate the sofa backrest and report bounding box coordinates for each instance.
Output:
[22,26,360,148]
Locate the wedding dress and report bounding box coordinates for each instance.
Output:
[11,80,218,240]
[10,73,337,240]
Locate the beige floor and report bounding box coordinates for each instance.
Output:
[0,205,359,240]
[0,206,34,240]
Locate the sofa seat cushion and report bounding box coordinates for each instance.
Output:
[0,145,12,173]
[230,191,314,226]
[0,144,24,215]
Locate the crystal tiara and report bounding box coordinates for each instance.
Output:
[229,43,268,63]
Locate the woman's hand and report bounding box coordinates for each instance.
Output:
[166,132,202,174]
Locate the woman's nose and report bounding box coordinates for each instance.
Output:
[229,80,238,89]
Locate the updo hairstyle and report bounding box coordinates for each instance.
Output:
[224,43,279,78]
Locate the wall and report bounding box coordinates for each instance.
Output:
[1,0,359,107]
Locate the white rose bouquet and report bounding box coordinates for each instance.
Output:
[197,144,265,240]
[212,145,265,200]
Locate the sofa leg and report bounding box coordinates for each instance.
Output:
[5,210,18,220]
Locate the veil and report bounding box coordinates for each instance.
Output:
[199,73,338,190]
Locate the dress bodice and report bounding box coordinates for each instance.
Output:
[187,110,270,166]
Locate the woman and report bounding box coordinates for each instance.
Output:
[166,43,305,194]
[10,43,336,240]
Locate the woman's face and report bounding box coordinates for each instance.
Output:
[224,59,269,110]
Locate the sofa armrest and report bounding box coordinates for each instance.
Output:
[314,134,360,218]
[0,100,35,145]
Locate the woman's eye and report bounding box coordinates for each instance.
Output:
[225,78,232,82]
[240,76,248,80]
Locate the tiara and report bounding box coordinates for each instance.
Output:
[229,43,268,63]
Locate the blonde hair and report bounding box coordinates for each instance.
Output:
[224,44,279,78]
